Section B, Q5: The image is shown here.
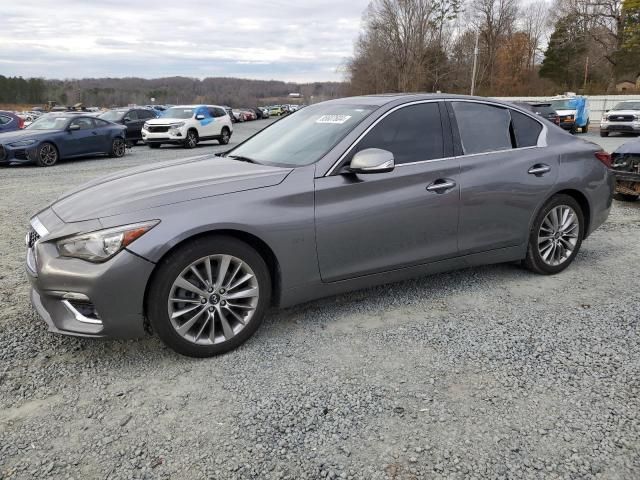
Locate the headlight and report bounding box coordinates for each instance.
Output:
[169,122,185,129]
[143,122,149,130]
[57,220,159,262]
[8,139,37,147]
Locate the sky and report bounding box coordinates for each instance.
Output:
[0,0,371,82]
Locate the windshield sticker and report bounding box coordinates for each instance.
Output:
[316,115,352,124]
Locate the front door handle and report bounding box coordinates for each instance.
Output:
[426,179,456,193]
[528,164,551,175]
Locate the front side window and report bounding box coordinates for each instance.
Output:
[94,118,110,127]
[0,115,12,125]
[124,110,138,121]
[70,118,95,130]
[349,103,444,165]
[451,102,512,154]
[228,103,376,167]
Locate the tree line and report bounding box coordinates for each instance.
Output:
[347,0,640,96]
[0,76,347,108]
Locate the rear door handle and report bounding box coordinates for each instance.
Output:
[426,179,456,193]
[528,164,551,175]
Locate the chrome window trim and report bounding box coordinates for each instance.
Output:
[62,300,103,325]
[324,98,548,177]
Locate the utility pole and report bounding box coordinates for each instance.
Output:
[470,30,480,96]
[583,56,589,92]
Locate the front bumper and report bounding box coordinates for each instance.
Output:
[600,122,640,133]
[141,127,187,145]
[26,215,156,339]
[0,142,39,165]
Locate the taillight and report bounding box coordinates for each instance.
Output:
[18,117,25,129]
[595,151,611,168]
[554,117,560,125]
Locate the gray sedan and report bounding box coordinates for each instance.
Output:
[26,94,614,357]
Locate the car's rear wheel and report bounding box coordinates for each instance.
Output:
[147,236,272,357]
[219,127,231,145]
[35,142,58,167]
[600,131,609,137]
[184,130,198,149]
[524,194,584,275]
[582,122,589,133]
[110,138,126,158]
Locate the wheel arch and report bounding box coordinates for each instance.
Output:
[143,229,282,330]
[531,188,591,239]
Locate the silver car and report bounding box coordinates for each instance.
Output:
[26,94,614,357]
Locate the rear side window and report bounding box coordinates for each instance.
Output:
[214,108,227,117]
[451,102,511,154]
[510,110,542,147]
[137,109,155,119]
[0,115,12,125]
[124,110,138,121]
[352,103,444,164]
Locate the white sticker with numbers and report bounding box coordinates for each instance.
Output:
[315,115,352,124]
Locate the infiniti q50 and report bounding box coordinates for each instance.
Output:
[25,94,614,357]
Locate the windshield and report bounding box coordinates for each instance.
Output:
[162,107,195,119]
[228,103,376,167]
[27,115,69,130]
[549,100,576,110]
[99,110,125,121]
[613,102,640,110]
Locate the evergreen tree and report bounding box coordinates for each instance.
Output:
[539,16,587,90]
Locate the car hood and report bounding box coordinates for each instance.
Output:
[51,155,293,222]
[605,110,639,116]
[146,117,188,124]
[614,140,640,154]
[0,129,57,143]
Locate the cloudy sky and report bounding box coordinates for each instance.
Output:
[1,0,370,82]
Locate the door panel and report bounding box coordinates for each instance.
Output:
[315,161,461,282]
[65,118,98,156]
[457,149,558,254]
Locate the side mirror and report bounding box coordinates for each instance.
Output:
[348,148,395,174]
[123,117,131,123]
[195,114,205,120]
[68,124,80,131]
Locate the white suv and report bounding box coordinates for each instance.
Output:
[600,100,640,137]
[141,105,233,149]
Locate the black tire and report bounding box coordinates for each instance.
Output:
[148,143,161,149]
[600,131,609,137]
[524,194,584,275]
[35,142,59,167]
[219,127,231,145]
[570,125,577,135]
[582,122,589,133]
[147,236,272,358]
[109,137,126,158]
[184,129,198,149]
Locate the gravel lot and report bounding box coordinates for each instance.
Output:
[0,123,639,480]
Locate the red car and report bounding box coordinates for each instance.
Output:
[0,111,25,133]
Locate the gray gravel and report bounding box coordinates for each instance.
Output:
[0,124,639,479]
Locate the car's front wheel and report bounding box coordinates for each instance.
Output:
[184,130,198,149]
[219,127,231,145]
[524,194,584,275]
[110,137,126,158]
[35,142,59,167]
[147,236,272,357]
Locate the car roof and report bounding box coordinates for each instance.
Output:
[319,93,537,109]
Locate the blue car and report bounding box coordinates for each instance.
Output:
[0,111,24,133]
[0,113,127,167]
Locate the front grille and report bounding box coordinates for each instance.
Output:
[608,114,634,122]
[0,145,5,161]
[148,126,169,133]
[14,149,28,160]
[26,228,40,248]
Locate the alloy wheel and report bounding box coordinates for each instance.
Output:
[222,129,230,144]
[167,255,259,345]
[187,132,197,148]
[39,144,58,166]
[537,205,579,266]
[113,138,126,157]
